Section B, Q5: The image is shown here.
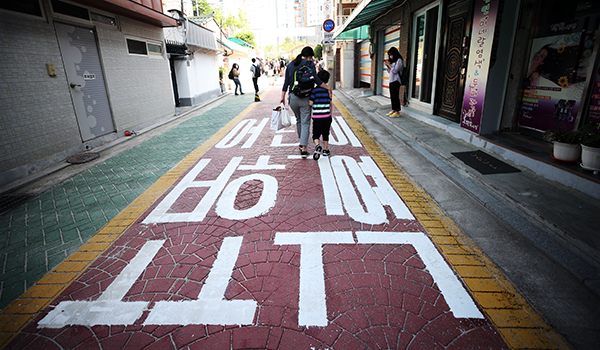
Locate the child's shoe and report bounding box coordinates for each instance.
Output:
[322,149,330,157]
[313,145,322,160]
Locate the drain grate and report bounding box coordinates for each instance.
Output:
[67,152,100,164]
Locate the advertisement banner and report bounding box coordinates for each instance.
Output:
[461,0,498,134]
[518,32,596,131]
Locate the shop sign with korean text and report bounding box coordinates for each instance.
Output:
[460,0,498,134]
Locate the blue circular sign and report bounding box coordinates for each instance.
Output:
[323,19,335,32]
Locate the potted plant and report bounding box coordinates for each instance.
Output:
[578,122,600,172]
[543,126,582,162]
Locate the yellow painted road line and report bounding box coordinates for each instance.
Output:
[333,97,571,350]
[0,99,261,349]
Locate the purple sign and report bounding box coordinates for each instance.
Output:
[460,0,498,134]
[586,67,600,123]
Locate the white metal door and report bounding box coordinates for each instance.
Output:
[380,25,400,98]
[56,23,114,142]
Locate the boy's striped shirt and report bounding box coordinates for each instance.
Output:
[310,87,331,118]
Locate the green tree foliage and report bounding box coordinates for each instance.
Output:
[192,0,213,16]
[235,30,256,48]
[314,44,323,59]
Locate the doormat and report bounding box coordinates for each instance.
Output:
[452,150,521,175]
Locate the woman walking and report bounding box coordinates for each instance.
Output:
[280,46,332,158]
[231,63,244,95]
[383,47,403,117]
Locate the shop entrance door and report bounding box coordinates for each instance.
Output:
[435,0,471,122]
[55,22,114,142]
[410,4,440,110]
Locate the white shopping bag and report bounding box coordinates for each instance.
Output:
[270,103,290,131]
[281,104,291,127]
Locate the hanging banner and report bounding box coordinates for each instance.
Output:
[518,31,596,131]
[460,0,498,134]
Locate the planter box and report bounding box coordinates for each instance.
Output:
[581,145,600,172]
[552,142,580,162]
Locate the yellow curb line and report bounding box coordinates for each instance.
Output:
[0,99,260,348]
[333,97,571,350]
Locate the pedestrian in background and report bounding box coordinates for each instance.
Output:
[280,46,331,158]
[231,63,243,95]
[383,47,403,117]
[309,70,332,160]
[251,58,261,102]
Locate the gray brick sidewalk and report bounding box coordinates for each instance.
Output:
[0,94,255,310]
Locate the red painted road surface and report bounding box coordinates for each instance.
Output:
[7,90,509,349]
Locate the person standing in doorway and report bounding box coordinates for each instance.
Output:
[383,47,403,117]
[251,58,261,102]
[231,63,243,95]
[280,46,332,158]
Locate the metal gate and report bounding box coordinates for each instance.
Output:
[359,40,371,85]
[56,23,114,141]
[380,25,400,97]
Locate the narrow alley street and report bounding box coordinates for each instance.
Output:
[0,79,598,349]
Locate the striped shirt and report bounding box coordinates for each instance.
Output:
[310,87,331,118]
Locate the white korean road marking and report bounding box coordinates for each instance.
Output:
[145,236,257,325]
[38,240,165,328]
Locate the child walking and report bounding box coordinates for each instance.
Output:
[309,70,332,160]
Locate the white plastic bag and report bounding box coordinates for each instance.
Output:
[270,103,290,131]
[270,105,283,131]
[281,104,291,127]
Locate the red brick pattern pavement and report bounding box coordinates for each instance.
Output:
[6,89,508,349]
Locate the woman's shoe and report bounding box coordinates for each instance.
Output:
[386,111,394,115]
[390,112,400,117]
[301,151,309,159]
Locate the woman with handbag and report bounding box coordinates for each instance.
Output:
[280,46,332,158]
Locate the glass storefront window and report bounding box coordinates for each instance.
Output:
[518,0,600,132]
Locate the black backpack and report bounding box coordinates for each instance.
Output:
[400,59,409,86]
[254,64,261,78]
[228,69,234,80]
[292,63,315,97]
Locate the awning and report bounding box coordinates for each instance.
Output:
[227,37,254,49]
[334,25,370,40]
[70,0,177,27]
[333,0,399,39]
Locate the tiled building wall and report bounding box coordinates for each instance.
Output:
[0,13,175,187]
[97,17,174,132]
[0,12,82,183]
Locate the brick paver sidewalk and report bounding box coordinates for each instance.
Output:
[0,95,253,310]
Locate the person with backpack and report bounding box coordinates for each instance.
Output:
[229,63,243,95]
[280,46,332,158]
[383,46,404,117]
[251,58,261,102]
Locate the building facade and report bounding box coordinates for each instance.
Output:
[335,0,600,137]
[0,0,177,188]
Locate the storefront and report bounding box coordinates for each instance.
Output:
[512,0,600,134]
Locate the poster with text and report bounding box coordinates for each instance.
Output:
[519,32,596,131]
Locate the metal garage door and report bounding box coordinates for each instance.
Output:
[359,40,371,85]
[380,25,400,98]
